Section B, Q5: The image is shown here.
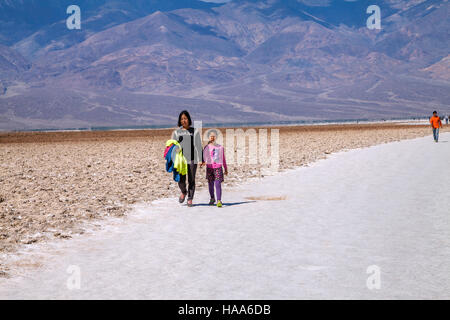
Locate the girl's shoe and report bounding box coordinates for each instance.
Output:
[209,198,215,205]
[179,194,186,203]
[187,200,193,207]
[217,201,223,208]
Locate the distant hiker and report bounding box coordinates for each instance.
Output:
[171,110,203,207]
[201,129,228,208]
[446,116,449,125]
[430,111,443,143]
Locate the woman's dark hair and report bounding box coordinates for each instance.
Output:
[178,110,192,127]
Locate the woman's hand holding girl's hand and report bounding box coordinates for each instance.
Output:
[225,170,228,175]
[200,162,206,168]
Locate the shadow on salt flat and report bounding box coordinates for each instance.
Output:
[190,201,256,207]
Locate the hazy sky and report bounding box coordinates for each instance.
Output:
[199,0,359,4]
[200,0,232,3]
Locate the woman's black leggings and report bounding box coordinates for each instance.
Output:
[178,164,197,200]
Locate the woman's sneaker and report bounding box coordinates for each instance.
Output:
[187,200,193,207]
[179,194,186,203]
[209,198,215,205]
[217,201,223,208]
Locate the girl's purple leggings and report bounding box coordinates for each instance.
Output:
[208,180,222,201]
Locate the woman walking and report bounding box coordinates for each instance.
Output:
[171,110,203,207]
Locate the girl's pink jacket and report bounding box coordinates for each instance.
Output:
[203,143,227,170]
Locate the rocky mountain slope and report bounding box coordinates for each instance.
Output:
[0,0,448,130]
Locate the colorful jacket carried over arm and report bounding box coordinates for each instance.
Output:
[164,140,187,182]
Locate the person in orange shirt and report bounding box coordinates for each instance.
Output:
[430,111,443,142]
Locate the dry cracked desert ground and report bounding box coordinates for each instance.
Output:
[0,122,445,277]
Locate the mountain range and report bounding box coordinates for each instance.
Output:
[0,0,449,130]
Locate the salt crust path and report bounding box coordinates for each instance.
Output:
[1,133,449,299]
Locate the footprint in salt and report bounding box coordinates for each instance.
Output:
[244,196,287,201]
[298,265,328,271]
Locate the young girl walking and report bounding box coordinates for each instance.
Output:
[201,130,228,207]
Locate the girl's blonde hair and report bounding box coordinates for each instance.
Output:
[207,129,219,137]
